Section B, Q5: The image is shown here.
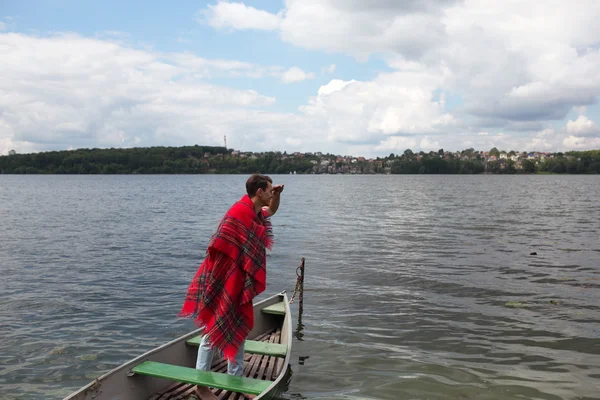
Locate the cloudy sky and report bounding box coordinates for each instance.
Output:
[1,0,600,157]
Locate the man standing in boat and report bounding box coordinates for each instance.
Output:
[179,173,284,400]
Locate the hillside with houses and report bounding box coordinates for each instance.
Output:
[222,147,599,175]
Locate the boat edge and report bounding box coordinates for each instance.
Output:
[62,291,289,400]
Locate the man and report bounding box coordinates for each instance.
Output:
[179,174,284,400]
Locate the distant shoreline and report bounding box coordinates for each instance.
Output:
[1,145,599,175]
[2,169,598,175]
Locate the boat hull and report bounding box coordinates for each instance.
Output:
[63,292,292,400]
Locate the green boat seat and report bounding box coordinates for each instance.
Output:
[186,336,287,357]
[261,302,285,315]
[131,361,271,395]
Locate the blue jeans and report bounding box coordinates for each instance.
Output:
[196,334,245,376]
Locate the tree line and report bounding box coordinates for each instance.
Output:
[1,146,599,174]
[389,151,600,174]
[0,146,315,174]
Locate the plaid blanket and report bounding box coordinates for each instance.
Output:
[178,194,273,362]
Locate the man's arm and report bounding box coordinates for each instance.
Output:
[263,184,284,216]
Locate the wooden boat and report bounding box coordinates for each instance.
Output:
[64,292,292,400]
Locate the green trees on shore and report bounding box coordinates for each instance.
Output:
[1,146,599,174]
[0,146,316,174]
[0,146,223,174]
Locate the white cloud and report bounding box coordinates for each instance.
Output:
[170,52,255,77]
[205,0,452,60]
[285,137,302,146]
[563,135,600,149]
[419,137,441,151]
[372,112,600,155]
[520,117,600,152]
[559,115,600,150]
[201,0,600,130]
[566,115,600,137]
[316,79,355,96]
[300,66,457,144]
[525,128,555,151]
[376,135,441,153]
[0,132,39,156]
[281,67,315,83]
[0,33,280,153]
[375,136,418,152]
[0,21,6,31]
[168,52,316,82]
[4,13,600,160]
[0,32,334,156]
[281,1,450,61]
[202,1,282,31]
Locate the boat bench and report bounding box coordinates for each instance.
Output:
[184,301,288,359]
[186,336,287,358]
[132,361,271,395]
[135,301,288,394]
[261,302,285,315]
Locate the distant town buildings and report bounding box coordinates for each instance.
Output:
[220,147,574,174]
[8,150,16,156]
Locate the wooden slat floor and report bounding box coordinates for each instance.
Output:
[149,329,281,400]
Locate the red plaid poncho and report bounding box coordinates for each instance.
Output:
[178,194,273,362]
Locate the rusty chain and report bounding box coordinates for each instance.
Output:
[289,262,303,305]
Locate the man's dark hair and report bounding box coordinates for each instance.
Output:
[246,173,273,197]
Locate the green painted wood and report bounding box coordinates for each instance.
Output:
[131,361,271,395]
[261,302,285,315]
[186,337,287,357]
[245,340,287,357]
[185,335,203,347]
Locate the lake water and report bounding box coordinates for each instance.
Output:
[1,174,599,400]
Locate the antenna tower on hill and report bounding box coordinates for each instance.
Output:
[224,135,227,149]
